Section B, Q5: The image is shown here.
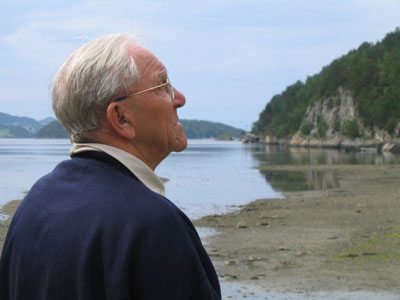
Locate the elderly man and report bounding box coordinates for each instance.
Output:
[0,33,221,299]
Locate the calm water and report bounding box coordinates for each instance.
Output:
[0,139,281,219]
[0,139,71,208]
[1,139,400,219]
[157,140,282,219]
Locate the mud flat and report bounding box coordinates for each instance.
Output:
[194,164,400,295]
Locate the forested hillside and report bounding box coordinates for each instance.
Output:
[0,111,242,140]
[180,119,243,139]
[0,124,34,138]
[36,120,69,139]
[35,119,243,139]
[253,28,400,139]
[0,112,42,136]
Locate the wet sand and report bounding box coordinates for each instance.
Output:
[194,163,400,295]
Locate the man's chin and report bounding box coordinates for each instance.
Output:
[174,138,187,152]
[174,122,187,152]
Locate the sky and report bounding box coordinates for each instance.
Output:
[0,0,399,130]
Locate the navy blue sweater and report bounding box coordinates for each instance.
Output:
[0,152,221,299]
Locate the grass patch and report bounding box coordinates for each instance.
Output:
[335,227,400,260]
[1,200,22,216]
[0,200,22,250]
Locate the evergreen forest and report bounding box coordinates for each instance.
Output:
[179,119,243,139]
[252,28,400,138]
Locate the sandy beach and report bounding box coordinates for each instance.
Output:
[194,163,400,295]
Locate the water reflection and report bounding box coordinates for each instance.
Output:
[246,144,400,192]
[259,170,339,192]
[249,144,400,167]
[159,140,282,219]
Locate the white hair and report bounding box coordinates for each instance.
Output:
[52,33,141,142]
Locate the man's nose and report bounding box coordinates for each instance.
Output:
[173,88,186,108]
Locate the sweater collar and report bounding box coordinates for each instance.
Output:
[69,143,165,196]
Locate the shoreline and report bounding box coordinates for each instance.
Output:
[0,200,21,250]
[194,163,400,294]
[2,163,400,297]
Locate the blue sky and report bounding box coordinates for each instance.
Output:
[1,0,399,130]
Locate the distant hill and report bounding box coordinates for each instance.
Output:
[0,112,56,138]
[36,120,69,139]
[180,119,244,139]
[0,112,42,134]
[0,111,244,140]
[38,117,56,126]
[0,124,34,138]
[36,119,244,139]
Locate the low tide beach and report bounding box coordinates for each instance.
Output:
[194,163,400,298]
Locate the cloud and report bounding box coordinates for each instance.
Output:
[1,0,399,127]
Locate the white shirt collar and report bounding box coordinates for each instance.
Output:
[69,143,165,196]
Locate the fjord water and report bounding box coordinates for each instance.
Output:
[0,139,281,219]
[0,139,71,209]
[157,139,282,219]
[1,139,400,219]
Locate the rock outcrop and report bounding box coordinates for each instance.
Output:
[302,87,357,138]
[264,87,400,153]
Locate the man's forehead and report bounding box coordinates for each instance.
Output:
[129,45,167,78]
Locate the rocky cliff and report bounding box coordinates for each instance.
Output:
[266,87,400,153]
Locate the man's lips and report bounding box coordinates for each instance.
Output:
[174,121,184,130]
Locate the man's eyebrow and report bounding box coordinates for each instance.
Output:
[157,71,168,83]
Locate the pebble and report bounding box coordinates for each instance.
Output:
[362,252,378,256]
[236,221,248,228]
[343,253,359,258]
[256,222,269,226]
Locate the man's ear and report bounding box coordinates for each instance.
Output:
[105,102,136,139]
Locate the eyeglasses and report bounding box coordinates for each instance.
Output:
[114,78,174,102]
